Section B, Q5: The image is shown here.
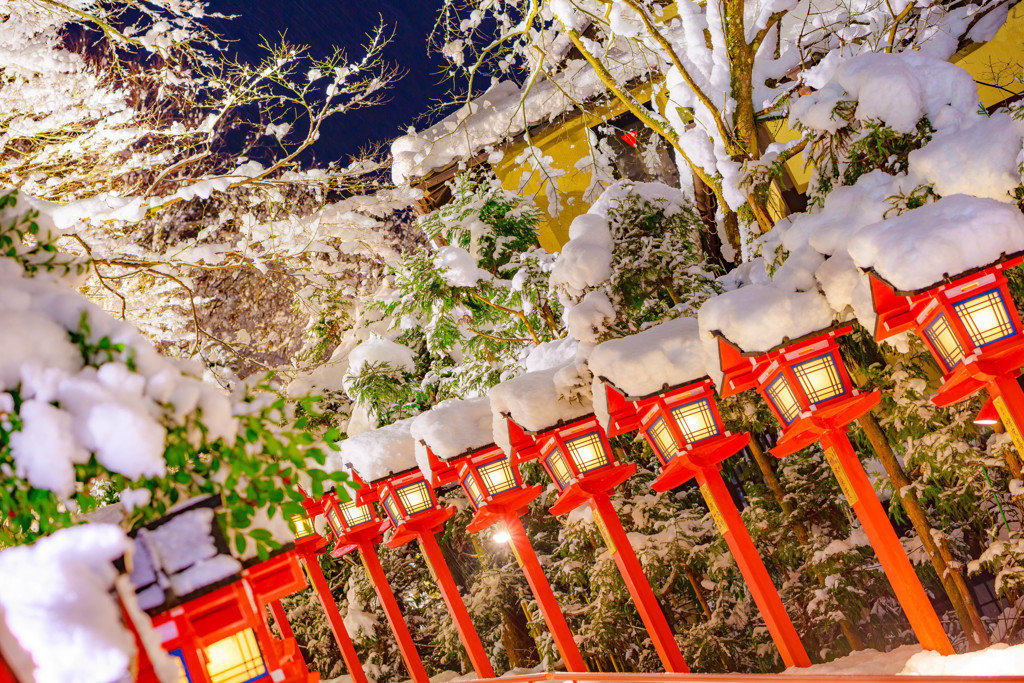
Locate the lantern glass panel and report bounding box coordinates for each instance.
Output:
[463,473,483,507]
[205,628,267,683]
[382,494,401,525]
[792,353,845,405]
[327,508,344,535]
[953,289,1015,348]
[670,398,719,444]
[766,374,801,424]
[647,416,678,460]
[924,312,965,370]
[290,513,316,538]
[397,481,434,516]
[340,499,373,528]
[544,445,573,489]
[565,431,610,474]
[477,458,517,496]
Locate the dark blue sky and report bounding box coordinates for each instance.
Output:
[207,1,451,166]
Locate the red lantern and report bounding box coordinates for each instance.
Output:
[869,257,1024,455]
[716,326,953,655]
[423,438,588,673]
[319,482,430,683]
[503,414,690,673]
[602,377,810,668]
[366,467,496,679]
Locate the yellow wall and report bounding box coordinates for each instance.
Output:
[954,3,1024,107]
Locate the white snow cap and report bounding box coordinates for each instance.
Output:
[698,285,836,380]
[433,245,492,288]
[489,360,593,452]
[345,334,415,380]
[332,417,418,483]
[791,51,979,135]
[0,525,140,683]
[411,396,495,479]
[847,194,1024,292]
[589,318,708,398]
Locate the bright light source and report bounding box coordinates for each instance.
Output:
[493,530,511,544]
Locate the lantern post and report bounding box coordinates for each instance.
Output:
[423,440,589,672]
[715,326,953,655]
[320,485,431,683]
[503,414,690,673]
[288,496,370,683]
[368,468,497,679]
[868,257,1024,455]
[601,377,811,668]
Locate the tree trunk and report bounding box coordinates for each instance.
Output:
[856,412,990,650]
[685,567,713,621]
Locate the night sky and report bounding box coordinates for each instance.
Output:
[206,1,451,166]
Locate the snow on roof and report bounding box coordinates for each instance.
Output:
[411,396,495,478]
[698,285,836,376]
[390,44,653,185]
[331,417,419,483]
[589,318,708,397]
[0,524,140,683]
[489,360,593,451]
[846,194,1024,293]
[130,498,242,612]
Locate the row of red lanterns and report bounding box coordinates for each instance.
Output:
[300,259,1024,681]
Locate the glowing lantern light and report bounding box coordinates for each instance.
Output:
[601,377,811,668]
[503,413,690,673]
[715,326,953,655]
[319,480,430,683]
[868,257,1024,458]
[421,430,589,673]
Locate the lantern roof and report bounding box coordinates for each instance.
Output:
[411,396,495,464]
[488,360,593,452]
[329,417,419,484]
[847,194,1024,294]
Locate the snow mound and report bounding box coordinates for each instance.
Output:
[698,285,835,355]
[589,317,708,396]
[411,396,495,479]
[0,525,140,683]
[489,361,593,452]
[332,417,418,482]
[345,334,415,379]
[847,194,1024,292]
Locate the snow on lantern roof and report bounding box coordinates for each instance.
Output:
[411,396,495,467]
[390,42,654,185]
[846,194,1024,294]
[0,524,144,683]
[331,416,419,484]
[589,317,708,398]
[128,495,242,613]
[698,285,836,379]
[489,360,593,451]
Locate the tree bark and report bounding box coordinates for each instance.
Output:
[856,412,990,650]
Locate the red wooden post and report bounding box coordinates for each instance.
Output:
[417,532,497,678]
[695,467,811,667]
[588,493,689,673]
[269,600,295,640]
[818,428,953,655]
[503,514,588,672]
[357,540,432,683]
[301,554,371,683]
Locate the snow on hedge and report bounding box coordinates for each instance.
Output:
[847,194,1024,292]
[331,417,418,483]
[0,525,174,683]
[411,396,494,478]
[489,360,593,452]
[0,258,234,499]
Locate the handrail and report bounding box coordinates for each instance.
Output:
[456,673,1024,683]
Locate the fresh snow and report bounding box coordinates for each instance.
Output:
[411,396,494,479]
[331,417,419,483]
[847,194,1024,292]
[489,360,593,451]
[783,641,1024,676]
[589,317,708,397]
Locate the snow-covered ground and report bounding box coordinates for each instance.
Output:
[784,642,1024,676]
